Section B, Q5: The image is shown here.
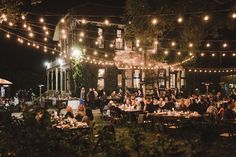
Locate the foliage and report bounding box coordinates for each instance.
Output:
[124,0,236,63]
[71,58,86,95]
[0,107,236,157]
[0,0,24,21]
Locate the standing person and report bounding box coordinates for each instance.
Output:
[153,88,160,100]
[80,87,86,101]
[99,90,107,109]
[87,88,95,109]
[93,88,98,108]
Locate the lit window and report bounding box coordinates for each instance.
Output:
[133,70,140,89]
[97,69,105,90]
[97,28,104,48]
[115,30,123,49]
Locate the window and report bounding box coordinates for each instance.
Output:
[97,79,105,90]
[125,70,132,88]
[97,69,105,90]
[117,74,122,88]
[158,69,165,77]
[117,30,122,38]
[98,68,105,77]
[115,30,123,49]
[116,38,123,49]
[159,79,165,88]
[125,40,132,50]
[170,73,176,88]
[180,71,185,87]
[133,70,140,88]
[97,28,104,48]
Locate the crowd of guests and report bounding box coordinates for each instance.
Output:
[102,90,236,121]
[0,96,19,111]
[63,105,94,127]
[80,87,124,109]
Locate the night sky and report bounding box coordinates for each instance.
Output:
[0,0,125,95]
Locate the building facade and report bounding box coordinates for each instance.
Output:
[46,3,186,95]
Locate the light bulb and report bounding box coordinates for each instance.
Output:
[177,17,183,23]
[203,15,209,21]
[152,18,158,25]
[40,18,44,23]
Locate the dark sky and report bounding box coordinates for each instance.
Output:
[0,0,125,94]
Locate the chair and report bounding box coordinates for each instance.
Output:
[110,110,122,126]
[137,113,152,130]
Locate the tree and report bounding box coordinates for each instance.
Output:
[124,0,236,64]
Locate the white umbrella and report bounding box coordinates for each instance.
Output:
[0,78,13,85]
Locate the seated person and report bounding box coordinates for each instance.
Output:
[75,105,86,121]
[177,98,187,112]
[153,98,159,111]
[82,107,94,126]
[162,98,175,110]
[144,98,155,113]
[65,106,74,119]
[223,103,236,120]
[188,99,199,113]
[206,103,218,117]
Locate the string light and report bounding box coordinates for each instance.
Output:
[222,53,226,57]
[177,51,181,55]
[232,13,236,19]
[200,53,205,56]
[188,68,236,73]
[43,26,47,30]
[62,34,67,39]
[6,33,10,38]
[104,19,109,25]
[2,13,236,68]
[61,18,65,23]
[203,15,210,21]
[105,54,108,57]
[39,17,44,23]
[164,50,169,55]
[222,43,228,48]
[189,43,193,48]
[177,17,183,23]
[233,53,236,57]
[206,43,211,48]
[29,32,34,38]
[154,41,158,45]
[21,15,25,20]
[81,19,86,24]
[171,41,176,47]
[80,32,84,37]
[189,52,193,56]
[93,51,98,55]
[211,53,215,57]
[9,22,13,27]
[152,18,158,25]
[44,37,48,41]
[23,23,27,28]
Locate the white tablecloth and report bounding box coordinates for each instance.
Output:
[67,100,80,110]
